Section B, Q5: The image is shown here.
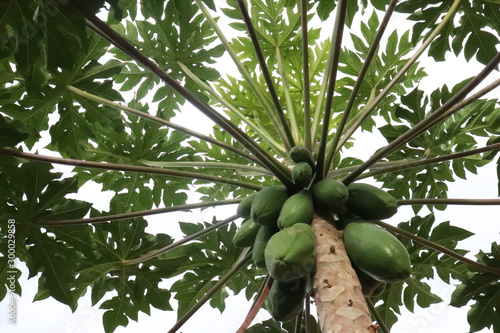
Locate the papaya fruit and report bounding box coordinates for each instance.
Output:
[353,264,386,298]
[264,223,316,282]
[251,185,289,226]
[277,190,314,229]
[232,219,261,248]
[292,162,313,188]
[252,224,279,267]
[265,277,307,322]
[311,178,349,214]
[289,145,315,170]
[237,192,256,219]
[346,182,398,220]
[343,222,411,283]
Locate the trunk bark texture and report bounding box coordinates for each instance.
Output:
[312,213,377,333]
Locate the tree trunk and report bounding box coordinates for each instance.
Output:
[312,213,377,333]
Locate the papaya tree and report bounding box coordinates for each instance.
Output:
[1,0,500,332]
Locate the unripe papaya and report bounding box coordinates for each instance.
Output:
[251,185,289,226]
[252,224,279,267]
[311,178,349,214]
[237,192,256,219]
[277,190,314,229]
[289,145,315,170]
[232,219,261,248]
[346,183,398,220]
[264,223,316,282]
[292,162,313,188]
[343,222,411,283]
[265,277,307,322]
[353,264,387,298]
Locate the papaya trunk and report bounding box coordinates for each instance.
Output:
[312,213,377,333]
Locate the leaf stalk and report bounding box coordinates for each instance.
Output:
[167,250,252,333]
[336,0,462,152]
[0,148,263,190]
[65,85,262,165]
[323,0,399,173]
[342,49,500,185]
[39,199,242,226]
[236,0,296,149]
[123,215,239,266]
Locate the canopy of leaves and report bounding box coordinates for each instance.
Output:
[0,0,499,332]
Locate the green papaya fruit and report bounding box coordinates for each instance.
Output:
[292,162,313,189]
[346,183,398,220]
[343,222,411,283]
[251,185,289,226]
[277,190,314,229]
[311,178,349,214]
[353,264,386,298]
[237,192,256,219]
[265,277,307,322]
[264,223,316,281]
[289,145,315,170]
[233,219,261,248]
[252,224,279,267]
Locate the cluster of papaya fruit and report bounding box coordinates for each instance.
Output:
[232,146,412,321]
[233,183,316,321]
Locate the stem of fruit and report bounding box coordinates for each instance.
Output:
[315,0,349,181]
[168,250,253,333]
[193,0,291,150]
[235,275,273,333]
[336,0,461,152]
[65,85,263,165]
[177,61,287,157]
[356,143,500,179]
[342,49,500,185]
[236,0,297,150]
[139,160,273,176]
[304,295,311,333]
[277,46,301,145]
[39,199,242,226]
[372,220,500,277]
[365,298,389,333]
[398,198,500,206]
[78,8,295,188]
[312,214,377,333]
[123,215,239,265]
[294,309,304,333]
[301,0,312,151]
[0,148,263,190]
[323,0,399,175]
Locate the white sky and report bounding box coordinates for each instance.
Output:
[1,2,499,333]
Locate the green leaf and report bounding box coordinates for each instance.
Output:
[0,114,29,147]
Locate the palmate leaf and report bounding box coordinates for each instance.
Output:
[110,0,224,105]
[376,83,497,212]
[0,114,29,147]
[396,0,500,65]
[450,243,500,332]
[0,161,92,308]
[169,218,262,319]
[71,213,176,333]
